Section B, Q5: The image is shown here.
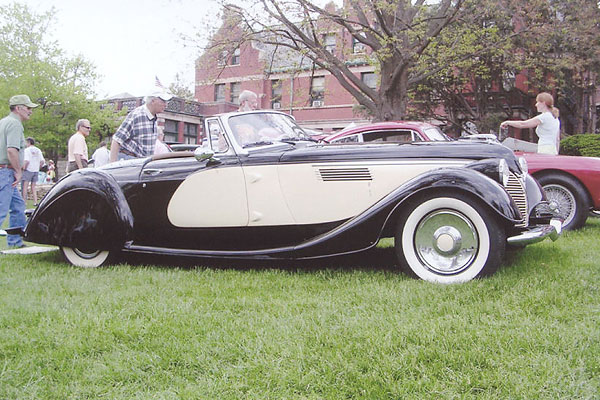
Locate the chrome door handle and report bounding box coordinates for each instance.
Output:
[143,169,162,176]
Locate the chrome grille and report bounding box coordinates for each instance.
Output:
[505,172,528,227]
[318,167,372,181]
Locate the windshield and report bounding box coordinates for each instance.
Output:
[423,127,448,141]
[227,113,311,148]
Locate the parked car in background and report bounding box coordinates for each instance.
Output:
[24,111,560,283]
[322,121,448,144]
[324,121,600,230]
[513,152,600,230]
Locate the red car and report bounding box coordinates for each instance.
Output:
[322,121,449,144]
[322,121,600,230]
[515,152,600,230]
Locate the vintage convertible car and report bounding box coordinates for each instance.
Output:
[24,111,561,283]
[323,122,600,230]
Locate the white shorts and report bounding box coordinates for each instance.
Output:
[537,144,558,155]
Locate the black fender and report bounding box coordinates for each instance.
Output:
[286,167,522,259]
[24,169,134,249]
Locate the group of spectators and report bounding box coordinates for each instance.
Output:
[0,89,179,248]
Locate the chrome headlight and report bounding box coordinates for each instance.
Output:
[498,158,510,187]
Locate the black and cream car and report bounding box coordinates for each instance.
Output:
[25,111,561,283]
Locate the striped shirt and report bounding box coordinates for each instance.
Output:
[113,105,157,157]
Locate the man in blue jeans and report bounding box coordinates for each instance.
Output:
[0,94,38,248]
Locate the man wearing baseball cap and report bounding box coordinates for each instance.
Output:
[0,94,39,248]
[109,90,173,162]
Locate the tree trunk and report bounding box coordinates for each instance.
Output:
[374,63,409,121]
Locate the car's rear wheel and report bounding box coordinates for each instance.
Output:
[396,193,505,283]
[60,246,114,268]
[537,174,590,230]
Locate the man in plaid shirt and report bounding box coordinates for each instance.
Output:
[110,91,173,162]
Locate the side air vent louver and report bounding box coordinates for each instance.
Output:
[505,172,528,227]
[317,167,372,181]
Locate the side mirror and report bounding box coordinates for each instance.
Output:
[194,147,216,162]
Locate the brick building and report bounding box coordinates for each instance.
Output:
[194,6,374,133]
[104,93,205,143]
[194,5,599,137]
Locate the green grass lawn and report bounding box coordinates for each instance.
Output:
[0,218,598,399]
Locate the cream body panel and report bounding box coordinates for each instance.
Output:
[167,167,249,227]
[243,165,296,226]
[278,160,467,224]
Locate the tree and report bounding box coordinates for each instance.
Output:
[416,0,600,136]
[409,0,537,135]
[0,2,122,161]
[206,0,550,122]
[169,73,195,100]
[516,0,600,134]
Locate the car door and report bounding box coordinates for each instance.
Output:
[165,118,249,228]
[131,118,249,249]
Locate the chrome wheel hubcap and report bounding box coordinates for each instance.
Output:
[414,210,478,274]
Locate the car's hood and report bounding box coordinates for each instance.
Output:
[280,141,521,171]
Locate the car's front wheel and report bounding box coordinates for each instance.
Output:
[537,174,590,230]
[396,193,505,283]
[60,246,115,268]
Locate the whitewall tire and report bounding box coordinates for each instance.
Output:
[60,246,113,268]
[396,194,505,283]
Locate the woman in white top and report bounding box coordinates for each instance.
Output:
[501,92,560,155]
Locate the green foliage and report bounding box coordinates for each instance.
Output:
[0,3,121,160]
[168,73,195,100]
[559,134,600,157]
[0,219,599,398]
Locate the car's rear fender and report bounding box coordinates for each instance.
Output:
[24,169,134,249]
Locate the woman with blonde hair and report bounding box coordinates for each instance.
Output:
[501,92,560,155]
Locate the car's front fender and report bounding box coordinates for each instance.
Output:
[24,169,134,249]
[290,167,522,258]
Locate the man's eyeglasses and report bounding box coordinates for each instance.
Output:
[82,126,91,129]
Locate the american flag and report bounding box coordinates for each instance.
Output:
[155,76,165,89]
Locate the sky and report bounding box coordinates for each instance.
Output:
[1,0,219,98]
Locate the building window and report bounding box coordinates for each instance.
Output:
[230,82,241,104]
[214,83,225,102]
[361,72,377,90]
[271,80,282,109]
[230,48,240,65]
[310,76,325,107]
[184,123,198,144]
[352,34,366,54]
[323,34,336,54]
[164,119,179,143]
[502,71,516,91]
[217,50,227,66]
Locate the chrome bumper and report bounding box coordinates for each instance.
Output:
[507,219,562,246]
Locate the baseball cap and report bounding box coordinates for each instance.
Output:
[149,90,173,101]
[9,94,39,108]
[8,94,39,108]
